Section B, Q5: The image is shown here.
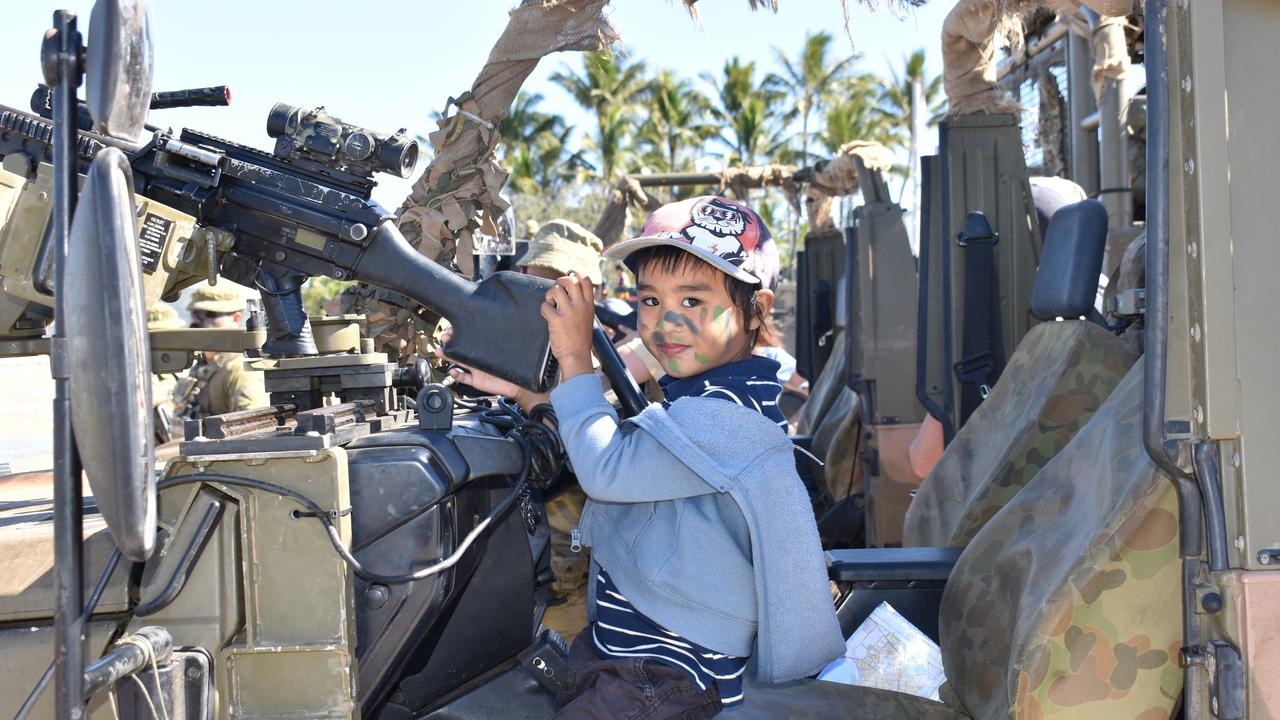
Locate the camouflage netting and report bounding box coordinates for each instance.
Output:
[940,363,1183,719]
[804,140,894,232]
[339,0,617,360]
[944,0,1139,117]
[903,319,1139,547]
[399,0,617,270]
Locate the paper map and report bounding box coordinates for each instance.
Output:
[817,601,948,700]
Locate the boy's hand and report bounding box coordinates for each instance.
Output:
[436,328,548,411]
[541,273,596,379]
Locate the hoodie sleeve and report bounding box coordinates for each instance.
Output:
[549,374,718,503]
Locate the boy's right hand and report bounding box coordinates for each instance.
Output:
[541,273,597,380]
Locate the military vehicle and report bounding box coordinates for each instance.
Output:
[1,0,1276,718]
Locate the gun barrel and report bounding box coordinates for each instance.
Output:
[149,86,231,110]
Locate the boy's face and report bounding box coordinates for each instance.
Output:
[636,259,767,378]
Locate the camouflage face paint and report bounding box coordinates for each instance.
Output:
[694,352,710,365]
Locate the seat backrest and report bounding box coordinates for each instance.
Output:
[903,320,1138,546]
[938,364,1182,719]
[904,198,1136,547]
[1030,199,1109,322]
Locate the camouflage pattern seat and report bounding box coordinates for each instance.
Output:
[735,363,1181,719]
[902,319,1138,547]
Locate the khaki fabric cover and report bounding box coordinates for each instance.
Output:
[904,320,1137,547]
[945,0,1137,117]
[940,363,1183,719]
[794,332,863,503]
[340,1,615,361]
[810,386,862,503]
[796,332,848,436]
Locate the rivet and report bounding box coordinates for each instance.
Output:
[1231,452,1240,467]
[1185,159,1195,175]
[1182,75,1192,92]
[1193,404,1204,423]
[1235,536,1245,550]
[1190,324,1201,342]
[1188,242,1198,258]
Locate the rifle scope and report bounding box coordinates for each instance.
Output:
[266,103,418,179]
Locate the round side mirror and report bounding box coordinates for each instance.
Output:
[86,0,153,141]
[66,146,156,562]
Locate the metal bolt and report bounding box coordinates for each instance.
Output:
[274,251,286,262]
[1193,404,1204,424]
[1188,242,1198,258]
[1235,536,1245,551]
[348,223,368,242]
[1231,452,1240,467]
[38,191,48,201]
[1191,324,1201,342]
[333,269,345,279]
[1185,159,1195,175]
[1182,75,1192,92]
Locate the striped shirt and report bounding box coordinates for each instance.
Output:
[658,355,786,429]
[592,569,748,705]
[590,355,786,707]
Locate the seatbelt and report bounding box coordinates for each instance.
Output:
[953,212,1004,424]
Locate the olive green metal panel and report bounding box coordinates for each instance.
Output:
[920,115,1042,435]
[138,448,358,719]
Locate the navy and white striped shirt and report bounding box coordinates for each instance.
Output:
[591,355,785,706]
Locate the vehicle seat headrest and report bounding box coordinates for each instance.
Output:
[1030,199,1109,321]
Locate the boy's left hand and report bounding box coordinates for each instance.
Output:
[541,273,596,379]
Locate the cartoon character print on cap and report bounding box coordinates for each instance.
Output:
[686,197,750,260]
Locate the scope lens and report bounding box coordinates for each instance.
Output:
[378,137,419,179]
[266,103,303,138]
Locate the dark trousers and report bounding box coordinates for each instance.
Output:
[554,630,723,720]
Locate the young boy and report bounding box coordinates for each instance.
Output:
[452,196,842,718]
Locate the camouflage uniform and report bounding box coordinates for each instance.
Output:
[147,302,183,442]
[192,351,267,416]
[521,221,605,603]
[186,284,268,416]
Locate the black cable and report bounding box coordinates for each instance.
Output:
[476,399,565,489]
[14,548,123,720]
[156,471,527,585]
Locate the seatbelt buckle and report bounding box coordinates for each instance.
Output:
[955,211,999,247]
[953,351,995,386]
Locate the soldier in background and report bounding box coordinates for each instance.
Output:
[147,302,184,443]
[184,283,268,416]
[515,220,604,619]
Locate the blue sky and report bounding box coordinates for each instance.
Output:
[0,1,949,208]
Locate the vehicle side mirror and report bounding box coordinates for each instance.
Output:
[66,146,156,562]
[86,0,153,141]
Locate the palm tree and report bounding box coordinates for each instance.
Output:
[638,70,713,172]
[704,58,787,169]
[552,49,650,184]
[768,31,859,169]
[498,92,559,158]
[878,49,945,250]
[820,74,903,153]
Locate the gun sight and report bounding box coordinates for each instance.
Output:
[266,103,418,180]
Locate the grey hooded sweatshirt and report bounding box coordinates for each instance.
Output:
[549,373,844,683]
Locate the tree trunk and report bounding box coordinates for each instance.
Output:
[789,107,809,280]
